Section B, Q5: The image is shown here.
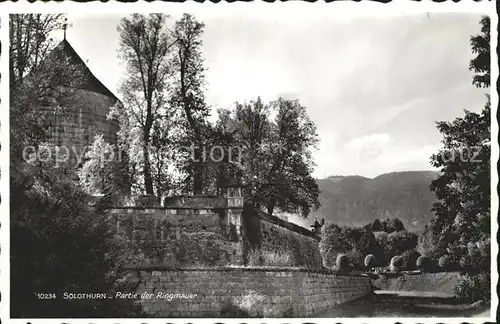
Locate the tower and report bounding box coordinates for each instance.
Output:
[40,39,120,178]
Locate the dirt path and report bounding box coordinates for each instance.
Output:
[314,292,491,318]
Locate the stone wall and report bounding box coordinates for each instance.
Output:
[244,208,323,269]
[109,207,244,266]
[109,197,324,269]
[127,266,372,317]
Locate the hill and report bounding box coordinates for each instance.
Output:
[312,171,439,232]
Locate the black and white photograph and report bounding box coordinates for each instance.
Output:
[3,4,497,322]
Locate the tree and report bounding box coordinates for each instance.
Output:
[170,13,210,195]
[217,97,320,217]
[10,15,144,317]
[429,16,491,249]
[470,16,490,88]
[10,14,84,163]
[117,13,174,195]
[9,14,65,88]
[386,230,418,256]
[319,224,353,268]
[77,134,132,204]
[11,174,144,317]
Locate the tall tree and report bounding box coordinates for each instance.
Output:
[217,97,320,217]
[429,16,491,246]
[9,14,64,88]
[469,16,490,88]
[117,14,173,195]
[9,14,83,162]
[170,13,210,195]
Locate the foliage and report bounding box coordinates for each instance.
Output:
[357,229,382,256]
[10,173,144,317]
[319,224,352,268]
[141,231,230,267]
[78,134,131,201]
[10,14,85,162]
[336,253,349,272]
[386,230,418,256]
[246,249,294,267]
[221,290,293,318]
[453,273,491,303]
[416,222,442,259]
[416,256,435,273]
[365,218,405,233]
[321,224,388,268]
[469,16,490,88]
[117,13,175,195]
[10,15,145,316]
[364,254,376,269]
[389,256,403,272]
[9,14,65,88]
[428,16,491,260]
[374,231,389,248]
[216,97,320,217]
[346,249,364,271]
[401,250,420,271]
[458,242,490,275]
[438,255,450,270]
[169,13,211,194]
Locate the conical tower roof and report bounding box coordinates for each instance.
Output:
[49,39,119,101]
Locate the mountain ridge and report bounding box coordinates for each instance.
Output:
[311,170,440,232]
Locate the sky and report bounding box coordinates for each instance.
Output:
[63,12,488,179]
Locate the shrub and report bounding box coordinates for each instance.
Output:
[374,231,389,247]
[11,174,145,317]
[387,231,418,256]
[459,251,490,275]
[439,255,450,271]
[417,256,429,271]
[453,273,491,303]
[364,254,376,269]
[401,250,420,270]
[336,254,350,272]
[221,290,294,317]
[319,224,352,268]
[246,249,293,267]
[345,249,364,271]
[446,243,468,268]
[390,255,403,272]
[262,250,293,267]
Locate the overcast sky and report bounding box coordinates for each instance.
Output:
[63,12,487,179]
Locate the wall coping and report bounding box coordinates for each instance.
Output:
[123,264,370,278]
[109,206,243,211]
[256,210,320,240]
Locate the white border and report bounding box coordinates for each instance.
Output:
[0,2,497,324]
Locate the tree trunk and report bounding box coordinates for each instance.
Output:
[193,146,203,195]
[142,135,154,195]
[267,198,276,216]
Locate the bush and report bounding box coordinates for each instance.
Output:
[11,174,145,317]
[446,243,468,268]
[221,290,294,317]
[417,256,430,272]
[336,254,350,272]
[453,273,491,303]
[390,255,403,272]
[345,249,364,271]
[319,224,352,268]
[387,231,418,256]
[439,255,450,271]
[364,254,376,269]
[401,250,420,270]
[247,249,293,267]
